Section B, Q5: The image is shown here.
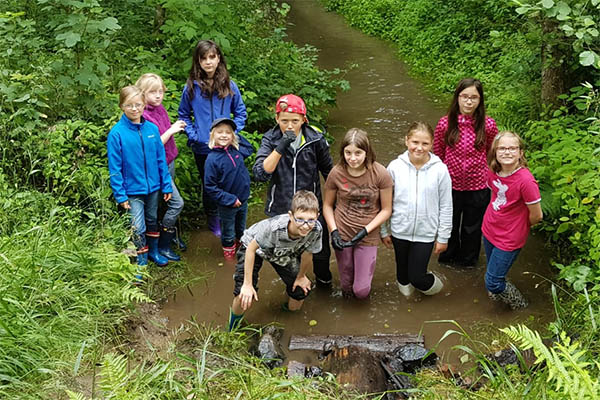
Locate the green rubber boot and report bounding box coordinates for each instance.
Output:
[228,308,244,331]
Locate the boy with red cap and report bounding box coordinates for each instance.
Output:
[253,94,334,286]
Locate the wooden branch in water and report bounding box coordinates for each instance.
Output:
[288,334,424,352]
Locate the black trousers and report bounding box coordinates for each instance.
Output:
[193,153,218,217]
[313,213,332,283]
[438,188,490,266]
[391,237,435,291]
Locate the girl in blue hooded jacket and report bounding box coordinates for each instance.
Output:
[178,40,247,238]
[204,118,254,260]
[107,85,173,278]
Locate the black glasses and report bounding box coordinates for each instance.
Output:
[293,216,317,227]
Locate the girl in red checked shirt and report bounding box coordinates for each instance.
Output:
[433,78,498,268]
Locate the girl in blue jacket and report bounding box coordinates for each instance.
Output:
[204,118,254,260]
[107,85,173,278]
[178,40,248,238]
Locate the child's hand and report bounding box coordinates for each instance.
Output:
[164,193,172,202]
[233,199,242,208]
[119,200,130,210]
[239,284,258,311]
[381,235,392,249]
[434,241,447,254]
[293,275,312,296]
[172,120,186,132]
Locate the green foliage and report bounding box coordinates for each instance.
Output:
[502,325,600,399]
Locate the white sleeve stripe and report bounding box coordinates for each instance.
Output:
[525,198,541,205]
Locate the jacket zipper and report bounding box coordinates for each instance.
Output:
[267,184,276,213]
[137,126,150,193]
[411,168,419,241]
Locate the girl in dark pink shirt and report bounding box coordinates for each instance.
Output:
[433,78,498,268]
[482,131,542,310]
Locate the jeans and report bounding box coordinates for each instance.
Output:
[193,153,217,217]
[128,191,160,249]
[162,161,184,228]
[391,237,435,291]
[217,200,248,247]
[483,235,521,294]
[334,245,378,299]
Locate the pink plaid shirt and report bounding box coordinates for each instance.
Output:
[433,114,498,191]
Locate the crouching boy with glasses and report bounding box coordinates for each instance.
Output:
[228,190,322,331]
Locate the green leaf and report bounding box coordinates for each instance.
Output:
[56,32,81,47]
[556,222,570,234]
[98,17,120,32]
[581,197,594,204]
[579,51,596,66]
[516,6,530,14]
[541,0,554,9]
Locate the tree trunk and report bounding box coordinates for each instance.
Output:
[541,18,568,106]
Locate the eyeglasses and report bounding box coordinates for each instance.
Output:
[123,103,144,110]
[459,94,480,102]
[497,146,520,154]
[293,216,317,227]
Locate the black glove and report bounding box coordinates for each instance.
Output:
[331,229,347,251]
[344,227,368,247]
[275,130,296,154]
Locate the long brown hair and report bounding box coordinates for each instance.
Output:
[488,131,528,173]
[338,128,376,170]
[446,78,487,150]
[186,40,232,100]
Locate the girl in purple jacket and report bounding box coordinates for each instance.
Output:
[136,73,187,261]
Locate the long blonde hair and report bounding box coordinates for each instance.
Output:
[135,73,167,95]
[208,123,239,150]
[488,131,528,173]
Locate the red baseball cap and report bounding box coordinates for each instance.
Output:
[275,94,307,115]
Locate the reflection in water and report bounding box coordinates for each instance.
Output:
[160,0,554,362]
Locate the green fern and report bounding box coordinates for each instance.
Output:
[501,324,600,399]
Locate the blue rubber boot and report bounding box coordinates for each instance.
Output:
[171,226,187,252]
[146,232,169,266]
[134,246,148,284]
[228,308,244,331]
[158,226,181,261]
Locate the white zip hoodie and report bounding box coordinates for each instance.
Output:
[381,151,453,243]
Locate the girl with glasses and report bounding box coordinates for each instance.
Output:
[482,131,542,309]
[433,78,498,268]
[107,85,173,281]
[323,128,393,299]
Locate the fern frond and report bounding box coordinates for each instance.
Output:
[501,325,600,399]
[65,390,87,400]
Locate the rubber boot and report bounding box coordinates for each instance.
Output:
[497,281,528,310]
[397,281,415,297]
[419,274,444,295]
[158,226,181,261]
[171,226,187,252]
[207,215,221,238]
[146,232,169,266]
[228,308,244,331]
[134,246,148,284]
[223,245,236,261]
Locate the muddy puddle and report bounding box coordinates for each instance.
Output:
[160,0,555,364]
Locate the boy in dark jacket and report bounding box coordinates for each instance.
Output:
[252,94,334,285]
[204,118,254,260]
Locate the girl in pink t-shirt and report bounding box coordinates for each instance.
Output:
[323,128,393,299]
[482,131,542,310]
[433,78,498,268]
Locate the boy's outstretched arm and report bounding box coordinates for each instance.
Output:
[292,252,313,296]
[238,239,259,311]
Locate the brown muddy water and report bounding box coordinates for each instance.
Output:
[161,0,555,364]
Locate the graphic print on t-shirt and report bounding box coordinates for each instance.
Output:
[491,178,508,211]
[346,181,376,217]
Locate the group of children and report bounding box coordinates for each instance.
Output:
[106,40,542,330]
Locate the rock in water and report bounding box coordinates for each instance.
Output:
[287,360,306,378]
[257,333,283,368]
[392,344,437,373]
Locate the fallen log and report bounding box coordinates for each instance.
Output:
[288,334,424,353]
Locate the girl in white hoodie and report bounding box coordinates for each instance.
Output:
[381,122,453,297]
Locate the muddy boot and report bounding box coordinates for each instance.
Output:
[223,245,236,261]
[146,232,169,266]
[397,281,415,297]
[172,226,187,252]
[497,281,528,310]
[207,215,221,238]
[134,246,148,284]
[419,274,443,296]
[158,226,181,261]
[228,308,244,331]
